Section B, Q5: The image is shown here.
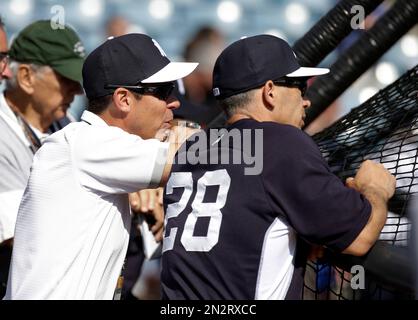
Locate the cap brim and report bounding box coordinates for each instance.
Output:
[286,67,329,78]
[52,58,84,83]
[141,62,199,83]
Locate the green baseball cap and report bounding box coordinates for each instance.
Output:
[9,20,85,83]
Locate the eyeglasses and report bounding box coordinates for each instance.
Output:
[0,51,9,73]
[273,77,308,97]
[105,82,175,101]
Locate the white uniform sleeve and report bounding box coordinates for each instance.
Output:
[72,126,169,194]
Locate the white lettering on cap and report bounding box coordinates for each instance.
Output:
[177,79,185,95]
[213,88,220,96]
[73,41,86,58]
[152,39,167,57]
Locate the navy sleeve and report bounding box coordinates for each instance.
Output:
[260,123,371,252]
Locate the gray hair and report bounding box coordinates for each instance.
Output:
[5,60,52,91]
[218,89,257,118]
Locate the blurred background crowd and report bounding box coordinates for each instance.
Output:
[1,0,417,128]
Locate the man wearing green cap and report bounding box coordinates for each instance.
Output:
[0,20,84,293]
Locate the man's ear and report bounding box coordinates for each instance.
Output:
[16,64,36,95]
[262,80,275,110]
[112,88,132,113]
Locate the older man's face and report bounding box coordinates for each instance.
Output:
[272,85,311,129]
[0,28,11,81]
[30,67,82,127]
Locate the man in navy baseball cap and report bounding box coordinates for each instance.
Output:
[82,33,198,138]
[212,34,329,100]
[160,34,395,301]
[5,34,199,300]
[83,33,197,100]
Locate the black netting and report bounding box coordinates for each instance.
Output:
[302,65,418,300]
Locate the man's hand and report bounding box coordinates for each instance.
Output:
[129,188,164,242]
[158,121,202,187]
[155,120,201,144]
[342,160,396,256]
[345,160,396,201]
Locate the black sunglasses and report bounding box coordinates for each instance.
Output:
[105,82,175,101]
[273,77,308,96]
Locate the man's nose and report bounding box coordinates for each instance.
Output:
[71,82,84,95]
[62,77,83,96]
[166,95,180,110]
[303,98,311,109]
[1,63,12,79]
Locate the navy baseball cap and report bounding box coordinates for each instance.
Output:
[212,34,329,99]
[82,33,198,99]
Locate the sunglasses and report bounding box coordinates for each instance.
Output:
[105,82,175,101]
[0,51,9,72]
[273,77,308,97]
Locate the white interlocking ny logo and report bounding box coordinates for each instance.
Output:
[152,39,168,57]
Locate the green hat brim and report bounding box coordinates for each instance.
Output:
[52,57,84,84]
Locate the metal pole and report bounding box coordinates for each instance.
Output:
[304,0,418,128]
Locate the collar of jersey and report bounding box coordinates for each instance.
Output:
[80,110,109,127]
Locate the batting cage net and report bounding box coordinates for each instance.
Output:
[302,64,418,300]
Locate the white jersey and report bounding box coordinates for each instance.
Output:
[4,111,168,300]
